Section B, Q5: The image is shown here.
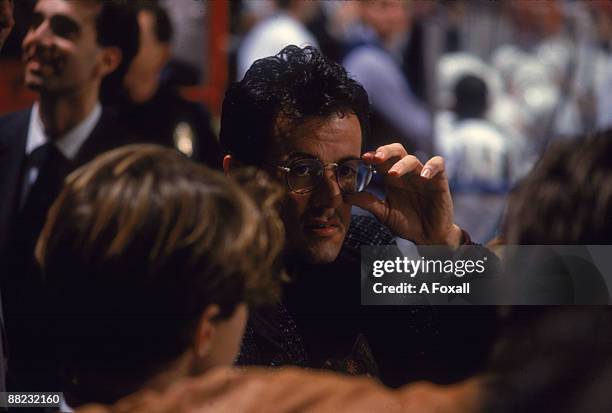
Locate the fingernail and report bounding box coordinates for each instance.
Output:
[388,168,399,176]
[375,151,384,159]
[421,168,432,178]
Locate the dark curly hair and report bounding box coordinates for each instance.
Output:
[220,45,370,165]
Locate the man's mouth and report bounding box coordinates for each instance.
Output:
[24,49,64,75]
[303,220,342,238]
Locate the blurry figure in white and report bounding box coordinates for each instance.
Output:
[439,74,512,192]
[237,0,319,80]
[436,74,514,242]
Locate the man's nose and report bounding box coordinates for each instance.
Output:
[312,169,343,208]
[25,20,53,46]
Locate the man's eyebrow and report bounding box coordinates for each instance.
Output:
[285,152,318,160]
[284,153,362,163]
[337,156,361,163]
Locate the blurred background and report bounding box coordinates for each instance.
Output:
[1,0,611,243]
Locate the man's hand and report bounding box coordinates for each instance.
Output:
[345,143,463,247]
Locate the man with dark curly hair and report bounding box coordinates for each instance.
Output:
[221,46,497,386]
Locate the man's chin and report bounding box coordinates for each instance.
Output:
[301,236,344,264]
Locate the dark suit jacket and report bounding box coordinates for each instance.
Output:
[0,107,131,391]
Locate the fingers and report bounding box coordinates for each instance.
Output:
[362,143,408,164]
[388,155,423,177]
[362,142,446,180]
[421,156,445,179]
[344,191,388,224]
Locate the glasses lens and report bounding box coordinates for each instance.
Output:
[287,159,322,193]
[337,160,373,193]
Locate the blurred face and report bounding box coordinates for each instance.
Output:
[361,0,409,43]
[270,114,362,264]
[124,9,169,98]
[0,0,13,52]
[22,0,104,93]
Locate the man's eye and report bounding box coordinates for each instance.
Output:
[50,15,80,39]
[338,164,357,178]
[291,165,314,177]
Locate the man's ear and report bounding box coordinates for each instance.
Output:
[98,46,123,78]
[223,154,244,174]
[193,304,220,358]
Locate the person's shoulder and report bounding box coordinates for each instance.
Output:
[157,86,207,118]
[74,108,131,164]
[0,109,31,146]
[345,215,395,249]
[74,366,409,413]
[0,108,30,129]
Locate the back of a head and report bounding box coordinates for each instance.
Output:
[453,74,488,120]
[505,130,612,244]
[220,45,370,165]
[36,145,285,404]
[484,307,612,413]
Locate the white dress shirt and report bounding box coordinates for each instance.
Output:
[20,102,102,206]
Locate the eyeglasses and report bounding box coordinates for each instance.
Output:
[278,158,376,194]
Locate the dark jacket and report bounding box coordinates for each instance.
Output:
[0,107,132,391]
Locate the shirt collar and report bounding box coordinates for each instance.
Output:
[26,101,102,160]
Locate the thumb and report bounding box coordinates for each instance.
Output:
[344,191,388,224]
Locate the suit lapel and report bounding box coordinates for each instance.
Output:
[0,110,30,251]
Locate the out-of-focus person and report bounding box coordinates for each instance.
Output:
[483,307,612,413]
[76,368,482,413]
[436,74,514,243]
[504,129,612,245]
[237,0,319,80]
[342,0,432,157]
[0,0,139,391]
[0,0,14,393]
[33,145,284,408]
[113,1,222,169]
[0,0,14,51]
[438,74,513,193]
[492,131,612,305]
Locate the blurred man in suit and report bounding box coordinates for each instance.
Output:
[0,0,138,390]
[115,1,222,168]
